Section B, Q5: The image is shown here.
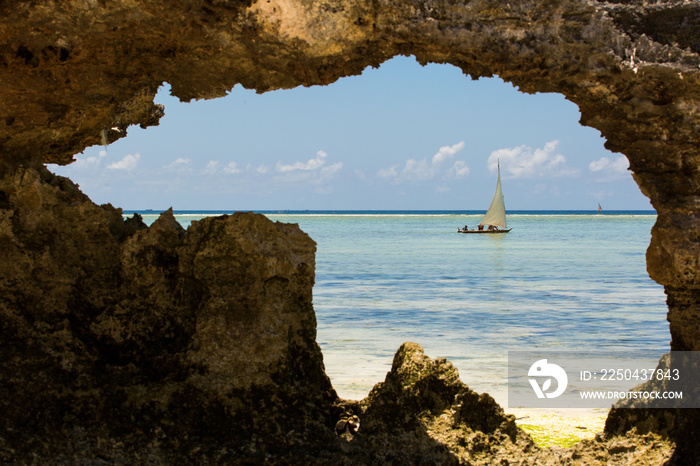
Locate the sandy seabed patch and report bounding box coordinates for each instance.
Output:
[506,408,609,448]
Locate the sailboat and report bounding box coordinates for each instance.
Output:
[597,203,603,212]
[458,162,512,234]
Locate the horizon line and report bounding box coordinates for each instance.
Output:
[122,208,657,213]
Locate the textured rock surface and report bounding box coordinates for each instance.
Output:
[2,0,700,463]
[332,343,674,465]
[606,351,700,464]
[353,342,536,464]
[2,0,700,351]
[0,165,338,462]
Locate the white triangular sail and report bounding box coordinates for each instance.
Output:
[478,164,507,228]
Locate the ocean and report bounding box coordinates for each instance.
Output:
[129,210,667,405]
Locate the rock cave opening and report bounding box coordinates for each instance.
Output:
[5,0,700,460]
[49,56,667,408]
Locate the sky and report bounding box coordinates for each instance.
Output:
[49,55,653,211]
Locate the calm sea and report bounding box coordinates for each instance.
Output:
[129,210,667,405]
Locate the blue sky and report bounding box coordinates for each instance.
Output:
[49,56,652,211]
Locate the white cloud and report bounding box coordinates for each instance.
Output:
[589,155,629,174]
[489,140,578,178]
[256,164,270,174]
[277,150,330,172]
[223,162,241,174]
[164,157,191,169]
[450,160,470,177]
[107,153,140,171]
[432,141,465,165]
[321,162,343,177]
[401,158,433,181]
[203,160,219,175]
[273,150,342,185]
[377,165,399,179]
[379,141,467,182]
[65,150,107,171]
[202,160,246,175]
[589,158,609,172]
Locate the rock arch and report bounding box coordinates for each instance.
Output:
[1,0,699,463]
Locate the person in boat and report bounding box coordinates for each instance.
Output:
[464,225,468,231]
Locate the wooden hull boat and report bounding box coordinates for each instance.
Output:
[457,228,512,234]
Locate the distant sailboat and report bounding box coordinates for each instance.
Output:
[458,162,512,234]
[597,203,603,212]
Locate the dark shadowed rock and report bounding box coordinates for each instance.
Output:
[605,352,700,465]
[351,342,539,464]
[0,165,339,463]
[2,0,700,461]
[341,342,673,465]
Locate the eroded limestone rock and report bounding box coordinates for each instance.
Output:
[351,342,538,464]
[0,165,338,462]
[338,342,674,465]
[3,0,700,463]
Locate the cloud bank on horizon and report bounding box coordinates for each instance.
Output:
[53,137,641,210]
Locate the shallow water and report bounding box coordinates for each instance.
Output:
[134,210,668,405]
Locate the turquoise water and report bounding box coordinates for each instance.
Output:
[132,211,668,404]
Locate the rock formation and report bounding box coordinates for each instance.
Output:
[346,343,673,465]
[2,0,700,463]
[0,165,339,462]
